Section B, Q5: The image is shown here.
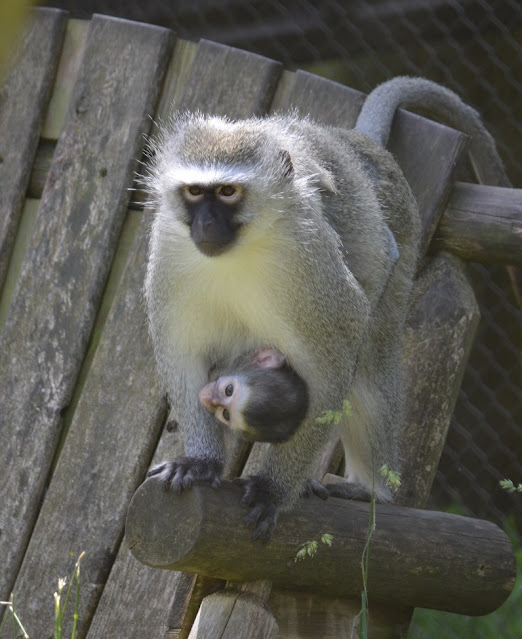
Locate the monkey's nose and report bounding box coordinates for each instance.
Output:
[198,386,214,410]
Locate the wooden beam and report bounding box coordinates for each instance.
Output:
[1,12,174,616]
[126,478,515,617]
[433,181,522,265]
[0,8,67,292]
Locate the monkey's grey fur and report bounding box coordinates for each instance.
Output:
[144,76,500,540]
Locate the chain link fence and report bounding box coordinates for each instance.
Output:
[40,1,522,635]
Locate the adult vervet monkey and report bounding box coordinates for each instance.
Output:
[145,77,502,540]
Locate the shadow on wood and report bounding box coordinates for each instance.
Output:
[126,477,515,617]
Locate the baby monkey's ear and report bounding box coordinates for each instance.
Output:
[252,348,287,370]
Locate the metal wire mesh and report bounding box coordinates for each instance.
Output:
[38,0,522,635]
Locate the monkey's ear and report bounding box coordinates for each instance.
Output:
[278,149,294,178]
[253,348,287,370]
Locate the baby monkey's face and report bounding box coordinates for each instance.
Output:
[199,374,254,438]
[199,348,309,444]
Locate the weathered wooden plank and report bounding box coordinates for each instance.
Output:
[0,7,67,292]
[41,19,90,140]
[0,14,174,608]
[84,40,282,639]
[278,69,365,126]
[0,199,39,330]
[188,588,278,639]
[397,252,480,508]
[388,111,468,252]
[434,182,522,265]
[178,39,282,116]
[127,479,515,616]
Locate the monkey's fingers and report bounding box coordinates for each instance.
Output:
[247,506,278,543]
[147,458,223,494]
[234,475,280,542]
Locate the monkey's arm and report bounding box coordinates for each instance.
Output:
[148,364,227,491]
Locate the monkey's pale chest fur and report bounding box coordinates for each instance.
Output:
[163,237,300,363]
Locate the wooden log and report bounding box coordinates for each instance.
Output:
[1,13,174,610]
[126,478,515,617]
[0,8,66,291]
[433,182,522,266]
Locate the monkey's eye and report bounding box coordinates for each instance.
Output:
[222,408,230,421]
[225,383,234,396]
[216,184,242,204]
[182,185,205,202]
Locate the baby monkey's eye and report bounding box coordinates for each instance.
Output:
[222,408,230,421]
[225,384,234,396]
[216,184,242,204]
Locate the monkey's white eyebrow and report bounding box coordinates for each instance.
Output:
[166,165,254,187]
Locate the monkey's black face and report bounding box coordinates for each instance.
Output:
[181,184,243,257]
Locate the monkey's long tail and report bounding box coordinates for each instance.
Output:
[354,76,510,187]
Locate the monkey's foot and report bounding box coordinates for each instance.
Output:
[324,481,372,501]
[147,457,223,495]
[234,475,280,543]
[301,478,329,500]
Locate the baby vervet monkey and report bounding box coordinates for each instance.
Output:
[199,348,308,444]
[198,348,328,501]
[145,76,506,540]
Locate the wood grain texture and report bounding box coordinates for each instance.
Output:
[0,13,174,609]
[41,19,90,140]
[397,252,481,508]
[127,479,515,616]
[434,182,522,265]
[86,39,282,639]
[188,590,278,639]
[178,40,282,117]
[388,110,468,253]
[0,8,66,291]
[280,69,365,126]
[11,218,169,636]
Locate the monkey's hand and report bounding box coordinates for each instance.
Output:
[234,475,281,542]
[147,457,223,494]
[301,478,329,500]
